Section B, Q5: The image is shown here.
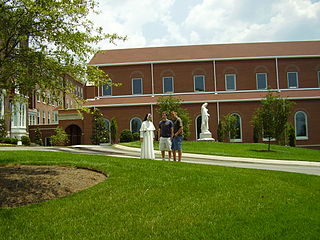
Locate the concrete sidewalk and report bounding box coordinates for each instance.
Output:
[112,144,320,167]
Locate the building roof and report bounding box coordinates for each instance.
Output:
[89,41,320,66]
[84,89,320,107]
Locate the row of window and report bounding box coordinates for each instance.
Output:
[104,111,309,140]
[101,71,320,96]
[29,111,58,125]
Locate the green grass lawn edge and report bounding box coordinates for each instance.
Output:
[119,141,320,162]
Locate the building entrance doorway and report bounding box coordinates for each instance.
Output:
[65,125,82,145]
[196,115,202,139]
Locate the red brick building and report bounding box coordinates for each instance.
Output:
[80,41,320,148]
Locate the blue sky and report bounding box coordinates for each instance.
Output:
[91,0,320,49]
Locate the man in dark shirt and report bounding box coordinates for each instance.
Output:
[158,112,173,161]
[171,111,183,161]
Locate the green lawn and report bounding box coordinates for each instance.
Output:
[0,151,319,239]
[120,141,320,162]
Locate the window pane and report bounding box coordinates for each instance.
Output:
[226,75,235,90]
[102,82,112,96]
[296,112,307,137]
[131,118,142,133]
[288,72,298,88]
[104,119,110,130]
[257,73,267,89]
[194,76,204,91]
[163,77,173,93]
[132,78,142,94]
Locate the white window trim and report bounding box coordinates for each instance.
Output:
[230,113,242,142]
[225,74,236,91]
[130,117,142,132]
[295,111,308,140]
[194,75,205,92]
[163,76,174,93]
[132,78,143,95]
[287,72,299,88]
[256,73,268,90]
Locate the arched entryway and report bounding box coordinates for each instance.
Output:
[196,115,202,139]
[65,125,82,145]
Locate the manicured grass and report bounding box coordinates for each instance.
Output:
[120,141,320,162]
[0,151,319,239]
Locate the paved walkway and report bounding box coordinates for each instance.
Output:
[2,145,320,176]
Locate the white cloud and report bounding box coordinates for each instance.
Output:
[90,0,320,50]
[184,0,320,43]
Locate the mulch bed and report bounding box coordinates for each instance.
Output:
[0,165,106,208]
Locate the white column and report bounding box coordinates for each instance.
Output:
[275,58,280,91]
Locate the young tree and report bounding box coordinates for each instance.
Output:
[252,91,293,151]
[90,109,109,145]
[220,114,237,142]
[0,119,7,138]
[157,96,191,139]
[0,0,125,103]
[34,128,43,146]
[51,127,69,146]
[110,117,118,144]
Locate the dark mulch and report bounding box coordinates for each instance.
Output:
[0,165,106,208]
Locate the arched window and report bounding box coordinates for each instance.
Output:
[130,117,142,133]
[230,113,242,142]
[295,111,308,139]
[195,115,202,139]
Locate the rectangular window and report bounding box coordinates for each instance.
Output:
[132,78,143,95]
[43,111,46,125]
[37,112,40,124]
[287,72,298,88]
[256,73,267,90]
[194,75,205,91]
[48,111,50,124]
[225,74,236,91]
[102,81,112,96]
[163,77,174,93]
[53,111,58,123]
[318,71,320,88]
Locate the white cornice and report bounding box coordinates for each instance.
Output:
[89,55,320,67]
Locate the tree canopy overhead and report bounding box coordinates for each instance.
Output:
[0,0,124,101]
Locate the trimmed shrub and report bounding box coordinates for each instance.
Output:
[120,129,133,142]
[21,136,31,145]
[288,124,296,147]
[132,132,140,141]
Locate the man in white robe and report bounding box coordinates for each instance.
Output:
[140,113,155,159]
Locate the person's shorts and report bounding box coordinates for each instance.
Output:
[171,135,182,151]
[159,137,172,151]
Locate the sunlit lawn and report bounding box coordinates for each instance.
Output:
[120,141,320,162]
[0,151,319,239]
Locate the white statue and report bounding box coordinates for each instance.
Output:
[199,102,214,141]
[201,102,210,133]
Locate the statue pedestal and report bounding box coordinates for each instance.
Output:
[198,131,215,141]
